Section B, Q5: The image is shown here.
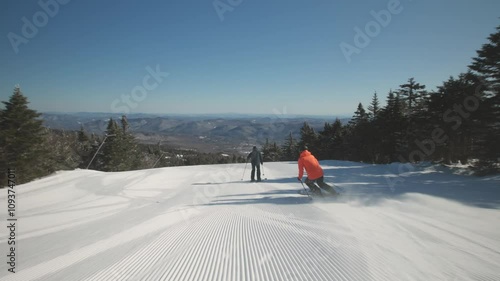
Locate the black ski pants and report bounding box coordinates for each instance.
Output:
[305,176,337,194]
[251,162,261,181]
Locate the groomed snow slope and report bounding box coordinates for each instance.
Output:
[1,161,499,281]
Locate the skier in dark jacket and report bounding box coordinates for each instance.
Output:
[247,146,263,182]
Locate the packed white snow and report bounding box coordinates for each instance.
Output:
[0,161,499,281]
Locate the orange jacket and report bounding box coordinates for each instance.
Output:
[298,150,324,180]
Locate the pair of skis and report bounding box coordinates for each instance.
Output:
[297,189,341,198]
[298,181,342,199]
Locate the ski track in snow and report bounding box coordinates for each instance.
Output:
[0,162,499,281]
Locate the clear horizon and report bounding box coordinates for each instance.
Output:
[1,0,499,117]
[40,110,352,120]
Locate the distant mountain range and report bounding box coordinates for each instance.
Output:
[41,112,350,154]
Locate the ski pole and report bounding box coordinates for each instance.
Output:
[241,161,248,180]
[262,163,266,180]
[299,180,311,199]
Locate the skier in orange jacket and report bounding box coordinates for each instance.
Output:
[297,145,338,196]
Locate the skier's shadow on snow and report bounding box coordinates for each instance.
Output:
[202,189,314,206]
[217,188,305,198]
[192,177,299,186]
[192,177,317,206]
[193,177,387,206]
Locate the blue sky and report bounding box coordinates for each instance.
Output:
[1,0,499,117]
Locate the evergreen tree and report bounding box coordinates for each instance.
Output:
[470,24,500,94]
[330,118,346,160]
[120,115,141,169]
[99,117,141,171]
[0,87,51,184]
[317,122,334,160]
[76,125,98,168]
[99,119,120,171]
[44,129,81,171]
[366,94,384,162]
[377,91,407,162]
[398,77,427,117]
[349,103,369,127]
[262,138,281,162]
[298,122,318,155]
[317,120,345,160]
[281,131,298,161]
[121,115,129,132]
[345,103,371,161]
[469,23,500,169]
[367,92,380,120]
[78,125,89,142]
[398,78,428,159]
[425,73,486,164]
